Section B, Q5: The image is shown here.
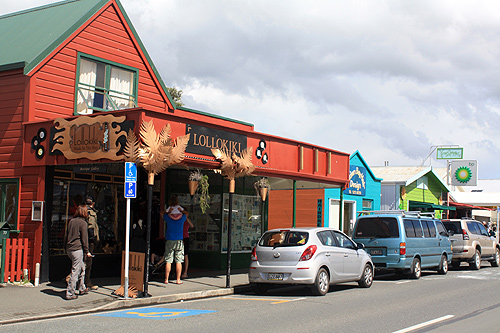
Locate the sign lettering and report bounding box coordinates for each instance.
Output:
[186,124,247,156]
[344,166,366,196]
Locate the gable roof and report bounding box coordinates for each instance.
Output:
[350,150,382,182]
[371,166,450,191]
[0,0,108,73]
[0,0,254,126]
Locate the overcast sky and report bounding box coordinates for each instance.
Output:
[3,1,500,179]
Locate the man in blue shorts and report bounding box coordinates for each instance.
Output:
[163,210,187,284]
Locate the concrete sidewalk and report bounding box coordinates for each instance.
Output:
[0,269,250,325]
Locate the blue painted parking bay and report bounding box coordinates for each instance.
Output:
[96,307,216,320]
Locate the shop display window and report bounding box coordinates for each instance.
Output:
[221,193,263,252]
[50,169,125,255]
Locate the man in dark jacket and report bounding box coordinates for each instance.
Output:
[66,204,92,300]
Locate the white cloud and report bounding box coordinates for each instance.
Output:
[2,0,500,178]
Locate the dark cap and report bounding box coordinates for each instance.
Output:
[86,196,94,205]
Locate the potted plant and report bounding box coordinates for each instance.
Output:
[188,169,202,196]
[188,169,210,213]
[254,177,271,202]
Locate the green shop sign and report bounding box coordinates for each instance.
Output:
[436,148,463,160]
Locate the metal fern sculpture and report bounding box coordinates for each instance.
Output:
[124,120,190,185]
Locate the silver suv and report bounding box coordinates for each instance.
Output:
[442,219,500,269]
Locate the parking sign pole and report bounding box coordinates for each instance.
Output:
[124,198,131,299]
[124,162,137,299]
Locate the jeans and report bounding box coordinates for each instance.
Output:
[66,249,86,298]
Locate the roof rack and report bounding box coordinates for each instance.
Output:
[357,210,435,218]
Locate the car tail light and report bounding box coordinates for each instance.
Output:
[400,242,406,255]
[251,247,257,261]
[299,245,317,261]
[462,229,470,240]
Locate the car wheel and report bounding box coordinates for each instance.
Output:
[438,255,448,275]
[470,249,481,270]
[358,264,373,288]
[490,248,500,267]
[311,268,329,296]
[250,283,269,295]
[409,258,421,279]
[451,261,461,268]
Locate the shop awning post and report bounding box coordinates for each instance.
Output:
[143,179,153,297]
[226,179,235,288]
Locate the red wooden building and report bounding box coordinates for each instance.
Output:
[0,0,349,282]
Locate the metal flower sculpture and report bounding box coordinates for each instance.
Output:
[124,120,190,185]
[211,147,255,182]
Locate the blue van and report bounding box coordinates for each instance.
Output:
[352,211,452,279]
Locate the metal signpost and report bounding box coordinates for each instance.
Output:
[124,162,137,299]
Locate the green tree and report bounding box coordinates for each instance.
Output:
[167,86,184,107]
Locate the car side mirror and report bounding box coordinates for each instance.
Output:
[356,242,365,250]
[447,230,455,236]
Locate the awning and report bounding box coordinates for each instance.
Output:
[409,201,456,211]
[449,202,494,211]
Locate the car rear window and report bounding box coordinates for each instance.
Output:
[354,217,399,238]
[443,221,461,235]
[259,230,309,247]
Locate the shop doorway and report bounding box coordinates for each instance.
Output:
[343,201,356,236]
[329,199,340,230]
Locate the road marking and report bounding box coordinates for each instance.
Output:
[95,308,216,320]
[392,315,454,333]
[395,281,411,284]
[221,296,306,304]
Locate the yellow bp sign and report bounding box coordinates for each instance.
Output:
[451,160,477,186]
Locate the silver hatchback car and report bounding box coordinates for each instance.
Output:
[248,227,374,296]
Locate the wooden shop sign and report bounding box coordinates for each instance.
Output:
[186,123,247,157]
[51,115,128,160]
[121,251,145,292]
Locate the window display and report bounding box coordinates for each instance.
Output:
[222,193,263,252]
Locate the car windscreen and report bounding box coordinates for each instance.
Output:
[354,217,399,238]
[259,230,309,247]
[442,221,461,235]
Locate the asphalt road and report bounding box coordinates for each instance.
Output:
[5,263,500,332]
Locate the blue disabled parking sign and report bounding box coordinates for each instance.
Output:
[125,162,137,182]
[125,181,136,198]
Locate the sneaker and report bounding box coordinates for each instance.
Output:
[66,295,78,300]
[79,288,89,295]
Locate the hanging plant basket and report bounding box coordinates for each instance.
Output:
[188,180,198,196]
[254,177,271,202]
[258,187,268,202]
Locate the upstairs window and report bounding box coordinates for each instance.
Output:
[76,55,138,115]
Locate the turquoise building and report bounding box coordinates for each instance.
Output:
[324,151,382,235]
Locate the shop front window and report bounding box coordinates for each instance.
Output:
[49,166,125,255]
[167,170,264,253]
[222,193,262,252]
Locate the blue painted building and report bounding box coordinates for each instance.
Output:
[324,151,382,235]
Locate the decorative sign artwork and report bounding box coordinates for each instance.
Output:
[344,165,366,196]
[436,147,463,160]
[185,123,247,157]
[255,140,268,164]
[451,160,477,186]
[51,115,128,160]
[31,127,47,159]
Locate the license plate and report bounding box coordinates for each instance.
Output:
[267,273,283,281]
[370,249,383,255]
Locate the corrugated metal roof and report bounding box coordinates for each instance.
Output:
[371,166,429,183]
[0,0,107,74]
